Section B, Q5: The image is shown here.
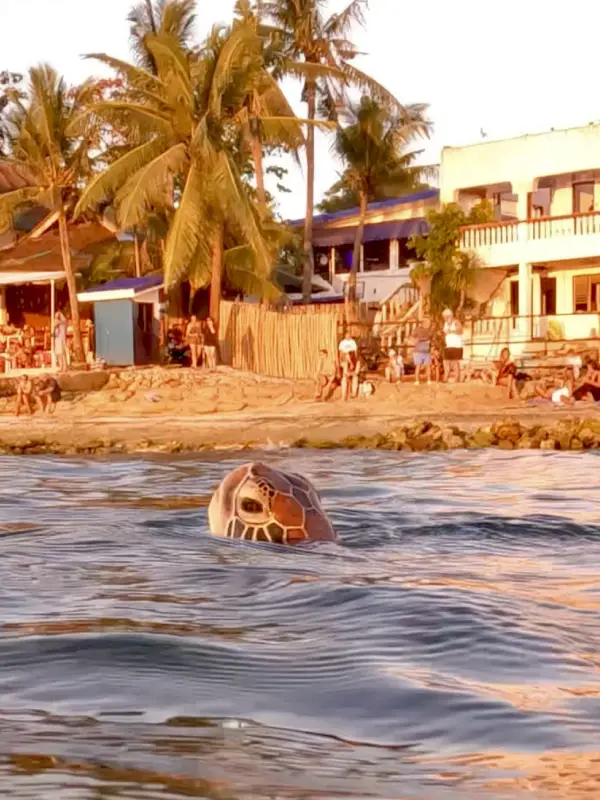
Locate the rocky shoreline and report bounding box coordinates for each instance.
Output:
[0,416,599,455]
[295,417,600,452]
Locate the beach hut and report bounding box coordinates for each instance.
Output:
[77,274,164,366]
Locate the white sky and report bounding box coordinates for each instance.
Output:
[2,0,600,220]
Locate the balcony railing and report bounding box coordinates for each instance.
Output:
[459,210,600,250]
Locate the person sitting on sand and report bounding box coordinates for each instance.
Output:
[571,359,600,402]
[15,374,33,416]
[384,348,404,383]
[33,375,62,414]
[315,348,336,401]
[494,347,517,398]
[532,374,574,405]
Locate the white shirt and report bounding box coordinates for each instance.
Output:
[444,320,463,349]
[339,337,358,355]
[552,386,570,404]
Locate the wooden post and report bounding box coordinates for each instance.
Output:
[134,232,141,278]
[50,279,56,369]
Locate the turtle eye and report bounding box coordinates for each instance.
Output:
[241,498,263,514]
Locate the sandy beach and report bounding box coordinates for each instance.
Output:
[0,366,598,453]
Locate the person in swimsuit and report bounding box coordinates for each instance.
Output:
[203,317,219,370]
[442,308,463,383]
[185,315,203,369]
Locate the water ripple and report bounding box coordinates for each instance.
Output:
[0,448,599,798]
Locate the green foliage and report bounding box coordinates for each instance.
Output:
[322,95,434,214]
[410,200,494,318]
[76,24,286,300]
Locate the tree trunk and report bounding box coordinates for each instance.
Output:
[250,131,267,218]
[57,210,85,365]
[347,191,368,319]
[302,80,316,303]
[209,222,224,332]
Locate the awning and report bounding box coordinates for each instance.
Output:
[313,218,428,247]
[0,270,65,286]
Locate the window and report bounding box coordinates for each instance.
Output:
[528,188,551,218]
[540,277,557,315]
[313,248,330,279]
[573,182,595,213]
[333,244,354,273]
[398,237,418,266]
[510,281,519,316]
[573,274,600,312]
[363,239,389,272]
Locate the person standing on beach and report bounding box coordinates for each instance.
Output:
[412,320,432,385]
[203,317,219,370]
[442,308,463,383]
[185,315,203,369]
[54,311,68,372]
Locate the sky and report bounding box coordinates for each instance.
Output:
[2,0,600,220]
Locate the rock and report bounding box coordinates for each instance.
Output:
[58,371,109,393]
[570,438,584,450]
[578,428,598,448]
[493,420,522,444]
[540,438,558,450]
[472,428,496,447]
[498,439,514,450]
[516,436,535,449]
[389,427,408,447]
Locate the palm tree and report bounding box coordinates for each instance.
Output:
[75,25,286,329]
[330,95,434,308]
[232,0,307,218]
[257,0,404,301]
[0,66,98,362]
[128,0,197,73]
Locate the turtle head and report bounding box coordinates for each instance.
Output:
[208,462,337,545]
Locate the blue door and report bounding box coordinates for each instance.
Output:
[94,300,135,366]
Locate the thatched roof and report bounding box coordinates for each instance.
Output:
[0,221,117,274]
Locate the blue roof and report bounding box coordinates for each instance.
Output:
[288,188,439,227]
[90,274,163,294]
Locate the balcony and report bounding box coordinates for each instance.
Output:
[460,211,600,267]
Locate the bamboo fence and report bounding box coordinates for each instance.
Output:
[219,300,340,379]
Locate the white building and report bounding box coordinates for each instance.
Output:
[444,123,600,355]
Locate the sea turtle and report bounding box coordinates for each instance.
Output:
[208,461,337,544]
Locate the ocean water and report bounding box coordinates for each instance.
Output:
[0,448,599,799]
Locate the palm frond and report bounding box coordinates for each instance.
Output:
[86,101,173,135]
[324,0,368,38]
[281,58,344,82]
[82,53,165,93]
[116,142,187,228]
[163,160,206,286]
[74,137,169,218]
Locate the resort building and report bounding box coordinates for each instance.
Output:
[289,188,438,306]
[445,123,600,355]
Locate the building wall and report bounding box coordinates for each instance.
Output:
[441,124,600,203]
